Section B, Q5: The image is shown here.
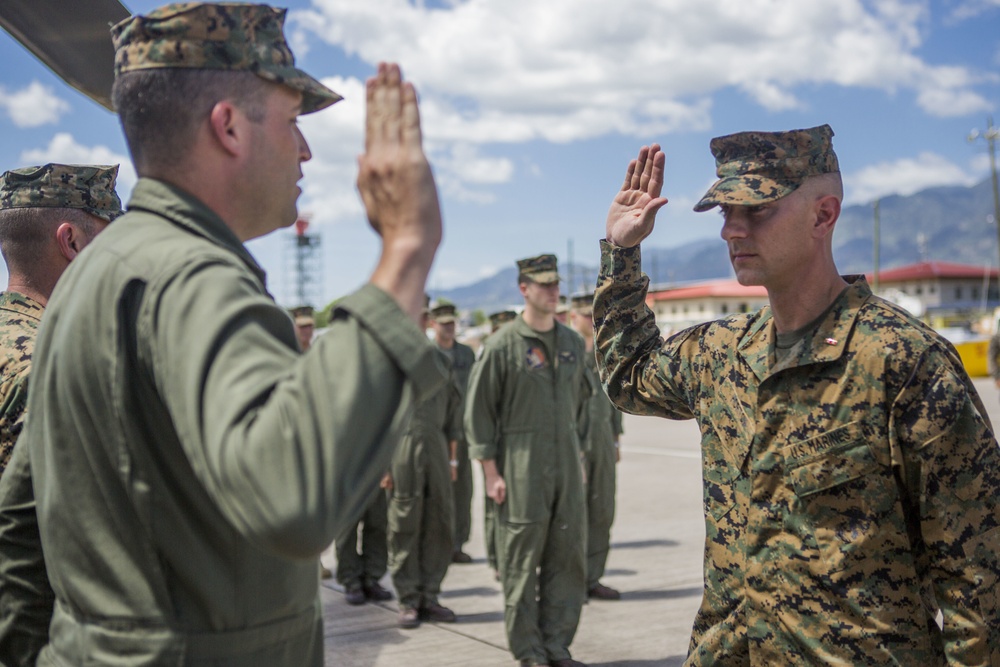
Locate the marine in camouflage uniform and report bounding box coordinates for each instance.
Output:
[569,293,624,601]
[429,302,478,563]
[387,333,463,628]
[466,255,591,667]
[596,126,1000,664]
[0,163,121,667]
[11,5,447,666]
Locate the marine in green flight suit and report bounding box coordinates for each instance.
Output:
[429,301,477,563]
[466,255,591,667]
[569,293,624,601]
[480,308,517,578]
[387,314,464,628]
[10,5,447,666]
[0,164,121,667]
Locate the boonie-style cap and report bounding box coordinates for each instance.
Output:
[111,2,342,114]
[570,292,594,315]
[517,254,560,285]
[431,303,458,324]
[0,163,124,223]
[693,124,839,213]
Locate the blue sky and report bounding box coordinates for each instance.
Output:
[1,0,999,306]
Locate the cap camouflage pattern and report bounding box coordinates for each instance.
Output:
[289,304,314,326]
[570,292,594,314]
[693,124,839,213]
[516,253,560,285]
[111,3,342,115]
[0,163,124,223]
[488,309,516,330]
[431,302,458,324]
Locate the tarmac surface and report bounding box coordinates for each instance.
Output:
[318,377,1000,667]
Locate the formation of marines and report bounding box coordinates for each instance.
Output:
[0,2,997,666]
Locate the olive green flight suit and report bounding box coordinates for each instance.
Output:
[440,341,476,554]
[466,315,590,665]
[14,179,447,667]
[334,488,388,593]
[582,351,623,589]
[388,366,463,610]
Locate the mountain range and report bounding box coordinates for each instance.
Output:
[435,178,999,313]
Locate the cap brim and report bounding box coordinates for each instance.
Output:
[258,66,343,115]
[434,315,457,324]
[693,175,800,213]
[527,271,561,285]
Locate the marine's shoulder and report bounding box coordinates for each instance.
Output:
[854,295,944,349]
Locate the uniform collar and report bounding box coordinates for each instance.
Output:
[738,276,871,382]
[0,291,45,322]
[127,178,267,284]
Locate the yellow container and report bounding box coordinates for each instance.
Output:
[954,339,990,377]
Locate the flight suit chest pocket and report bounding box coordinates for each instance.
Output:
[783,423,878,498]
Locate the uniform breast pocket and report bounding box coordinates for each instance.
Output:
[783,423,896,574]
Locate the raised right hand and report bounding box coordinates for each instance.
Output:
[605,144,669,248]
[359,62,442,323]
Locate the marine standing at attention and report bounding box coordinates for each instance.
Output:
[568,292,623,603]
[596,126,1000,664]
[429,301,478,565]
[15,3,446,665]
[466,254,591,667]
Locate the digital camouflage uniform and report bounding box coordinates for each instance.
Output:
[10,7,446,666]
[582,350,623,590]
[0,293,43,475]
[0,163,123,667]
[595,124,1000,665]
[466,256,591,665]
[387,358,463,611]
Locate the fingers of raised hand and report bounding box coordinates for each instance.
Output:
[401,82,423,151]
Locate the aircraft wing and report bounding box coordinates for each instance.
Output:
[0,0,131,112]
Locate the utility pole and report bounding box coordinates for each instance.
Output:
[969,117,1000,283]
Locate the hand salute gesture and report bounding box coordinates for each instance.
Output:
[605,144,668,248]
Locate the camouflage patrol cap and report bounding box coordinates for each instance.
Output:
[488,309,517,331]
[289,304,314,326]
[693,124,839,213]
[570,292,594,315]
[431,302,458,324]
[111,3,342,115]
[0,163,124,223]
[516,254,560,285]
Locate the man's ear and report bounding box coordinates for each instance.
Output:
[518,282,529,298]
[813,195,841,239]
[208,101,246,158]
[54,222,80,261]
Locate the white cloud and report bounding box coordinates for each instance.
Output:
[843,151,983,204]
[20,133,136,201]
[0,81,70,128]
[292,0,991,136]
[947,0,1000,21]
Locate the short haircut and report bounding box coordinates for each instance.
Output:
[112,69,269,171]
[0,207,99,271]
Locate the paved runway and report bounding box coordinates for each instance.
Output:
[319,377,1000,666]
